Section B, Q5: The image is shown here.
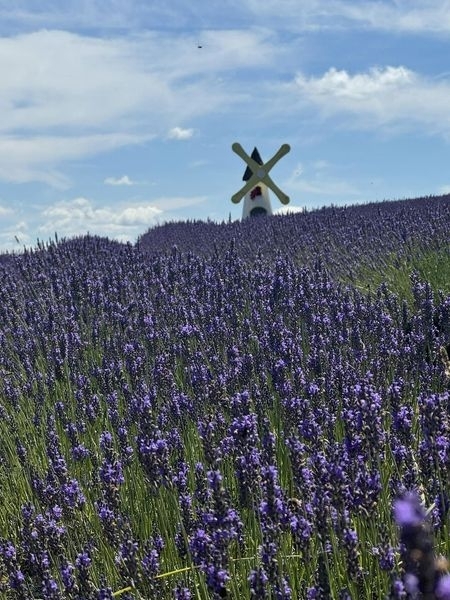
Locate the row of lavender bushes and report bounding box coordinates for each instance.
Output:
[0,195,449,599]
[138,195,450,285]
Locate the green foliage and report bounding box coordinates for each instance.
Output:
[354,245,450,301]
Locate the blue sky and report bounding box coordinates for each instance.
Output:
[1,0,450,251]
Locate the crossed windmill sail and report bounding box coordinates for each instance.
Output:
[231,143,291,205]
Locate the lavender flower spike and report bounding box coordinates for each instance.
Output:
[393,492,427,527]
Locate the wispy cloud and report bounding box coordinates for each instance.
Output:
[281,66,450,136]
[285,160,361,201]
[151,196,208,211]
[0,28,279,185]
[0,219,31,253]
[104,175,135,186]
[274,205,305,215]
[241,0,450,34]
[437,184,450,195]
[1,1,450,36]
[0,28,278,135]
[331,0,450,34]
[167,127,195,140]
[0,1,247,32]
[189,159,210,168]
[288,176,360,197]
[0,133,149,187]
[39,197,162,239]
[38,195,208,241]
[0,204,13,216]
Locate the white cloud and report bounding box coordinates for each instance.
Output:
[104,175,135,186]
[38,195,207,240]
[274,205,305,215]
[285,159,361,200]
[0,29,277,135]
[189,159,209,168]
[41,197,161,231]
[0,28,279,185]
[0,204,13,216]
[39,197,163,242]
[167,127,195,140]
[332,1,450,34]
[0,1,249,32]
[0,31,168,133]
[294,65,414,104]
[239,0,450,34]
[1,194,208,251]
[0,133,150,187]
[288,176,360,197]
[1,1,450,36]
[0,220,31,253]
[284,66,450,135]
[116,206,162,225]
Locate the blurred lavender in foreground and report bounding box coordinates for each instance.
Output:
[392,492,450,600]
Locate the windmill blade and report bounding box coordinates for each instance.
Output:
[231,142,249,162]
[231,143,262,176]
[231,178,257,204]
[233,142,290,179]
[264,144,291,172]
[264,175,290,205]
[231,141,291,213]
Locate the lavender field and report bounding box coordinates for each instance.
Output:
[0,195,449,599]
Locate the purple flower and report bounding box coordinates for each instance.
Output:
[71,443,90,461]
[188,528,211,566]
[379,545,395,572]
[61,478,86,509]
[436,575,450,600]
[99,460,125,487]
[404,573,419,595]
[76,550,92,569]
[249,567,269,599]
[100,431,114,451]
[393,493,426,526]
[9,569,25,590]
[97,586,114,600]
[141,548,159,576]
[388,577,407,599]
[97,576,114,599]
[173,584,192,600]
[41,575,60,599]
[60,560,76,592]
[205,565,229,597]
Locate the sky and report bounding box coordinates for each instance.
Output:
[1,0,450,252]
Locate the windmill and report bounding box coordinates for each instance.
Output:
[231,142,291,219]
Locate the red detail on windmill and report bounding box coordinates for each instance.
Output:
[250,186,262,200]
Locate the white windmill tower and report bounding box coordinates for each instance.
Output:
[231,142,291,219]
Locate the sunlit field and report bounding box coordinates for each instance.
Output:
[0,195,449,599]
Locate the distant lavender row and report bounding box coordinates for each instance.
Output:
[139,195,450,280]
[0,198,448,598]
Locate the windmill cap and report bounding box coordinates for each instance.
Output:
[243,147,263,181]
